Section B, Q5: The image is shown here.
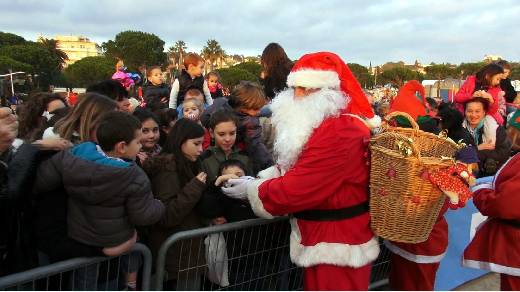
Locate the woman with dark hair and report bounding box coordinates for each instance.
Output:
[133,109,162,165]
[143,119,207,290]
[154,108,178,147]
[455,63,505,125]
[17,93,67,142]
[260,43,293,100]
[462,97,511,176]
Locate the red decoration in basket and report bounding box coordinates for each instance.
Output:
[429,163,475,210]
[386,167,397,178]
[411,196,421,204]
[420,169,430,180]
[378,188,388,196]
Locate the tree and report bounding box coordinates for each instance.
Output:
[348,63,373,88]
[232,62,262,77]
[457,62,486,79]
[379,67,424,87]
[0,56,33,73]
[216,68,258,89]
[0,32,26,48]
[64,56,115,87]
[102,31,167,70]
[168,40,187,71]
[38,38,68,70]
[425,64,457,80]
[0,42,61,86]
[202,39,225,72]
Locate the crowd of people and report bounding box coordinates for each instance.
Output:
[0,42,519,291]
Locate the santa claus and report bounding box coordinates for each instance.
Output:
[222,52,381,290]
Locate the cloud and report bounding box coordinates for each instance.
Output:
[1,0,519,65]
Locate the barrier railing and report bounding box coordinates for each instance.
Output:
[0,243,152,291]
[154,217,390,291]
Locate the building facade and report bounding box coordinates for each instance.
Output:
[53,35,101,66]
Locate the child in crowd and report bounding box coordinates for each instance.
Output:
[169,53,213,109]
[143,66,170,111]
[206,71,224,98]
[86,80,131,113]
[198,159,255,225]
[35,111,165,290]
[182,97,211,150]
[455,63,505,125]
[154,108,178,147]
[200,109,252,182]
[133,109,162,165]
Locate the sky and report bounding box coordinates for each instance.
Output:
[1,0,519,66]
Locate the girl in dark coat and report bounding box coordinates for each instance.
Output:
[143,119,207,290]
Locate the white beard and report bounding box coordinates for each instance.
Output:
[271,88,348,171]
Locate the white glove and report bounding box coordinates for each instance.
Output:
[257,165,281,179]
[221,176,255,200]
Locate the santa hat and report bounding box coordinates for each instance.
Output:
[389,80,431,120]
[287,52,381,128]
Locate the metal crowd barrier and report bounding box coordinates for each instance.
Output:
[0,243,152,291]
[154,217,391,291]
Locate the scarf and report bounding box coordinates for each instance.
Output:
[464,119,485,145]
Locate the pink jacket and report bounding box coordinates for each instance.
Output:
[454,76,504,125]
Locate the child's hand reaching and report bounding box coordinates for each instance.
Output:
[215,174,239,186]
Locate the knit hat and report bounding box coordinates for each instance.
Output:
[389,80,430,120]
[286,52,381,128]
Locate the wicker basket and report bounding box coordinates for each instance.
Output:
[369,112,459,243]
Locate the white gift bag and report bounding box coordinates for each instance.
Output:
[204,233,229,287]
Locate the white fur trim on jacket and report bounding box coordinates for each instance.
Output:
[289,218,380,268]
[384,240,447,264]
[286,70,340,90]
[257,165,281,180]
[247,178,274,219]
[463,259,520,276]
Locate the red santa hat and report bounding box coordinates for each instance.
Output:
[287,52,381,128]
[389,80,431,120]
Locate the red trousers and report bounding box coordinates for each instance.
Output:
[389,252,440,291]
[501,274,520,291]
[304,264,371,291]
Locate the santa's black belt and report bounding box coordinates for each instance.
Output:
[501,219,520,228]
[293,201,369,221]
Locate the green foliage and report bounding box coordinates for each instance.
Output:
[510,66,520,81]
[379,67,424,87]
[0,56,32,73]
[216,68,258,89]
[39,38,69,70]
[202,39,225,71]
[425,64,458,80]
[102,30,167,70]
[168,40,187,70]
[456,62,486,78]
[232,61,262,77]
[64,56,115,87]
[0,32,26,47]
[348,63,373,88]
[0,42,61,86]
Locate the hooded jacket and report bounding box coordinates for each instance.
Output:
[34,142,165,247]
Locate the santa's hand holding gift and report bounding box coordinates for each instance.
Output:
[221,52,380,291]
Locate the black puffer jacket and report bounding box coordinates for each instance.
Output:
[34,142,164,247]
[143,83,171,111]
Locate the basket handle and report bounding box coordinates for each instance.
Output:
[384,111,420,131]
[371,131,422,160]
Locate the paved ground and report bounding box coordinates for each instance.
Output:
[453,273,499,291]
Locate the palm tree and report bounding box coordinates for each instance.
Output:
[39,38,68,70]
[201,39,225,72]
[167,40,187,71]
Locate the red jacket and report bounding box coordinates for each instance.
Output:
[463,154,520,276]
[454,76,504,125]
[248,114,380,268]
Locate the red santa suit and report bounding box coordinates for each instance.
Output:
[463,154,520,291]
[385,201,449,290]
[241,52,381,290]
